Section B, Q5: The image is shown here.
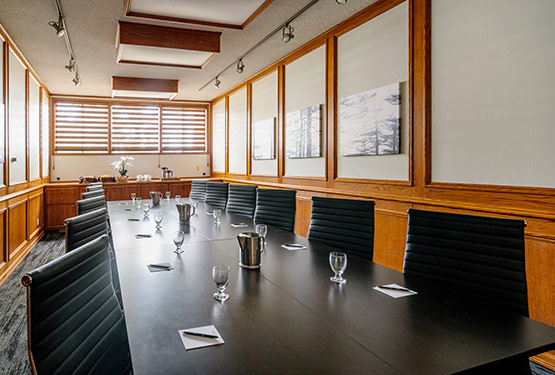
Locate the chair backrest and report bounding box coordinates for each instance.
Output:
[76,195,106,215]
[189,180,208,201]
[64,208,109,252]
[86,185,104,192]
[21,235,132,375]
[204,182,229,209]
[307,197,375,260]
[226,184,257,218]
[82,189,105,200]
[254,188,296,232]
[403,209,528,316]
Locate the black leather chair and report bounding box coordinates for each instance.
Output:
[86,185,104,192]
[204,182,229,209]
[254,188,296,232]
[403,209,528,316]
[89,182,103,186]
[64,208,122,308]
[307,196,375,260]
[21,235,132,375]
[76,195,106,215]
[82,189,105,199]
[189,179,208,201]
[226,184,257,218]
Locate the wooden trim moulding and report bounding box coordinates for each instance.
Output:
[117,59,205,70]
[112,76,178,93]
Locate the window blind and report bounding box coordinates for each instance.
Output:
[111,104,160,153]
[53,101,109,153]
[161,106,207,153]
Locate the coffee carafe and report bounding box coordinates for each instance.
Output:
[176,203,196,223]
[237,232,263,269]
[150,191,162,206]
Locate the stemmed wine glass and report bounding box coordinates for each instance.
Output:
[255,224,267,250]
[329,252,347,284]
[154,213,163,229]
[131,193,136,203]
[213,209,221,224]
[212,265,230,302]
[175,195,182,204]
[173,231,185,254]
[143,203,151,217]
[136,197,142,209]
[165,191,171,201]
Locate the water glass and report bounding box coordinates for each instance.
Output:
[154,213,163,229]
[255,224,268,249]
[143,203,151,217]
[329,252,347,284]
[173,231,185,254]
[213,209,222,224]
[175,195,181,204]
[165,191,171,200]
[212,265,230,302]
[131,193,136,202]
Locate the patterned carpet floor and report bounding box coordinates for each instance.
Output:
[0,231,65,375]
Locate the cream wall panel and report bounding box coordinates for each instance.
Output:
[28,76,40,180]
[285,46,326,177]
[8,49,27,185]
[251,71,278,176]
[228,87,247,174]
[432,0,555,188]
[337,2,409,181]
[211,99,226,173]
[41,90,49,178]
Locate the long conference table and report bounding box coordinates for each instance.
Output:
[107,199,555,374]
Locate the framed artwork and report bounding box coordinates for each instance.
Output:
[252,117,276,160]
[339,82,401,156]
[285,104,322,159]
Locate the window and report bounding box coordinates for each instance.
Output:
[53,99,208,154]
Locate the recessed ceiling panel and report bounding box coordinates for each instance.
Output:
[119,45,215,68]
[112,90,177,100]
[127,0,272,29]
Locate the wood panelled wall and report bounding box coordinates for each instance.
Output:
[0,24,49,285]
[210,0,555,327]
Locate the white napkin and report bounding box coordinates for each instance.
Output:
[231,223,248,228]
[373,283,418,298]
[281,244,307,251]
[178,325,224,351]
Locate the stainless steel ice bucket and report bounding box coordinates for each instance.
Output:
[237,232,263,269]
[176,203,195,223]
[150,191,162,206]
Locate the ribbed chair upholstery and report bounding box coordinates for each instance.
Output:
[21,235,132,375]
[77,195,106,215]
[254,189,296,232]
[86,185,104,192]
[189,179,208,201]
[307,197,375,260]
[89,182,103,186]
[403,209,528,316]
[204,182,229,209]
[64,208,122,308]
[226,184,257,218]
[82,189,105,199]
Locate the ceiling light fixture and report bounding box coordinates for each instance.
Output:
[48,17,65,37]
[282,25,294,43]
[214,77,221,89]
[336,0,347,4]
[65,58,75,72]
[72,74,81,87]
[236,59,245,74]
[49,0,81,87]
[199,0,326,91]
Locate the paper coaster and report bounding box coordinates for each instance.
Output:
[373,283,418,298]
[178,325,224,351]
[147,263,174,273]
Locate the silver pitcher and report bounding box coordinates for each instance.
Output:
[150,191,162,206]
[237,232,263,269]
[176,203,196,223]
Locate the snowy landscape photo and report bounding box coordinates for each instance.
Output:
[252,117,276,160]
[339,82,401,156]
[286,104,322,159]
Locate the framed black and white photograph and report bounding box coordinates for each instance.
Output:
[339,82,401,157]
[252,117,276,160]
[285,104,322,159]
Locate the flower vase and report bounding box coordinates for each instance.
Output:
[116,175,128,183]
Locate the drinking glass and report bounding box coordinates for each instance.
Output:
[175,195,182,204]
[165,191,171,200]
[173,231,185,254]
[154,213,163,229]
[136,197,142,209]
[329,252,347,284]
[212,265,230,302]
[131,193,136,203]
[255,224,268,250]
[143,203,151,217]
[213,209,222,224]
[192,201,198,214]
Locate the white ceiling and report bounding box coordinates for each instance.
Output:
[0,0,378,101]
[119,45,215,67]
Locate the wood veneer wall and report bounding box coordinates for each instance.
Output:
[210,0,555,327]
[0,24,49,285]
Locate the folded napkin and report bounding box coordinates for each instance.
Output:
[147,263,173,273]
[205,211,214,215]
[128,218,140,222]
[135,233,152,239]
[118,202,128,206]
[373,283,418,298]
[178,325,224,351]
[122,208,134,211]
[281,243,307,251]
[231,223,248,228]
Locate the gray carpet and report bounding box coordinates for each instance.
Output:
[0,231,65,375]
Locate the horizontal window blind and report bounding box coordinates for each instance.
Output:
[161,106,207,153]
[54,101,109,153]
[111,104,160,153]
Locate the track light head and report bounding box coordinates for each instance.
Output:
[236,59,245,74]
[336,0,347,4]
[214,77,221,89]
[65,58,76,72]
[72,74,81,87]
[48,18,65,37]
[282,24,294,43]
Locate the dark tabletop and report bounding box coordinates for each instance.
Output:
[108,200,555,375]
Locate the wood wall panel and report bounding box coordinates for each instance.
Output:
[0,210,6,274]
[27,192,42,239]
[294,196,312,237]
[526,237,555,327]
[8,200,27,260]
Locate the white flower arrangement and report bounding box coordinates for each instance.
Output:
[111,156,134,176]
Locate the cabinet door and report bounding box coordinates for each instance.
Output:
[46,187,79,205]
[108,184,139,201]
[170,182,191,198]
[141,183,168,199]
[46,204,77,229]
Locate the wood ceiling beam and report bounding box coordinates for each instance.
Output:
[112,76,178,93]
[118,21,221,53]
